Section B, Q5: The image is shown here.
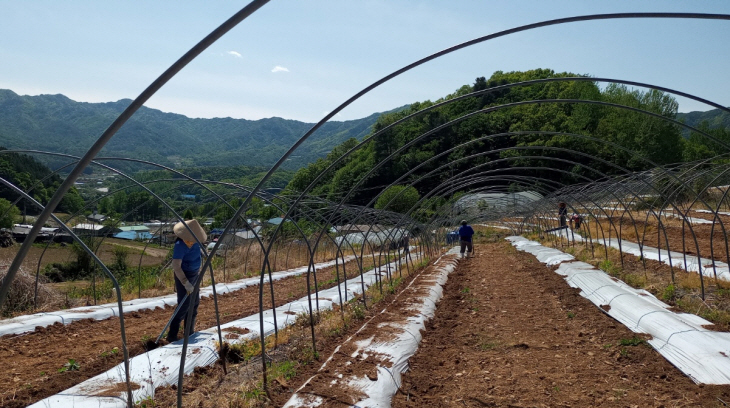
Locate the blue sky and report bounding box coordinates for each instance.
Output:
[1,1,729,123]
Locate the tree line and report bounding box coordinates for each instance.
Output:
[0,148,84,227]
[286,68,730,213]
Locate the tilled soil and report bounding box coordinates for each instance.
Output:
[273,255,457,407]
[392,242,730,408]
[0,259,372,407]
[148,255,430,408]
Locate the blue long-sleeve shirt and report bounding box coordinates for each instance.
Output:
[458,225,475,242]
[173,239,202,276]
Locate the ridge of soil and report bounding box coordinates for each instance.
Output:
[0,258,376,407]
[274,255,456,407]
[147,254,429,407]
[392,242,730,407]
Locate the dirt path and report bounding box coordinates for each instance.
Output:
[0,258,376,408]
[104,242,168,258]
[392,242,730,407]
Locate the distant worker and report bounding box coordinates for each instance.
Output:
[571,213,583,229]
[166,219,206,342]
[558,202,568,228]
[458,219,474,258]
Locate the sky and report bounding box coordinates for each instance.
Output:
[1,1,729,123]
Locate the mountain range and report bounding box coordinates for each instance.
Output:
[678,108,730,130]
[0,88,726,173]
[0,89,390,172]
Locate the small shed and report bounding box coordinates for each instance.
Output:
[114,225,153,240]
[72,223,113,237]
[267,217,284,225]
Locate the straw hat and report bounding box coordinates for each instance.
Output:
[173,219,207,243]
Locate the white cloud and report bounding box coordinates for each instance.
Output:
[271,65,289,73]
[227,51,242,58]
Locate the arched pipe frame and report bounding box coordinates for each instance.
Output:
[1,10,730,408]
[0,149,389,402]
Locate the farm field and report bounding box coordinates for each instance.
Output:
[588,215,730,264]
[0,238,168,272]
[0,254,382,408]
[536,207,730,265]
[2,3,730,407]
[0,237,366,314]
[392,242,730,407]
[139,241,730,407]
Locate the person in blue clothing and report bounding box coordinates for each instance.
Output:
[458,219,475,258]
[166,219,207,342]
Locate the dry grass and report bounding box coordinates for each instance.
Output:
[1,241,414,321]
[199,239,391,283]
[0,262,64,316]
[0,236,396,309]
[472,225,511,244]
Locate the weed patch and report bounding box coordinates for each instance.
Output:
[618,336,646,347]
[58,359,79,373]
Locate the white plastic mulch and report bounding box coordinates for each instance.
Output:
[662,209,713,225]
[28,255,414,408]
[695,209,730,217]
[282,247,461,408]
[563,228,730,282]
[0,255,357,337]
[507,236,730,385]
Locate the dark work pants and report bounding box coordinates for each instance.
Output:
[167,272,200,342]
[460,239,473,254]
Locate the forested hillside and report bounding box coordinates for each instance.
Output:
[0,148,84,214]
[288,69,730,207]
[678,109,730,130]
[0,89,385,171]
[91,165,295,224]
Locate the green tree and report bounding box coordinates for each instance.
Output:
[0,149,85,214]
[97,196,113,214]
[593,84,683,169]
[287,68,688,206]
[0,198,20,228]
[260,205,278,221]
[69,237,99,280]
[111,246,130,275]
[287,138,360,194]
[60,188,85,214]
[683,122,730,162]
[111,191,128,214]
[375,185,420,214]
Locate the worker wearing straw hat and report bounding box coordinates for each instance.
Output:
[166,219,207,342]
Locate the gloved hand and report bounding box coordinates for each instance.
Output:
[183,280,194,294]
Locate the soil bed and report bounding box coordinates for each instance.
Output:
[589,217,730,265]
[148,256,427,408]
[392,242,730,407]
[0,257,381,407]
